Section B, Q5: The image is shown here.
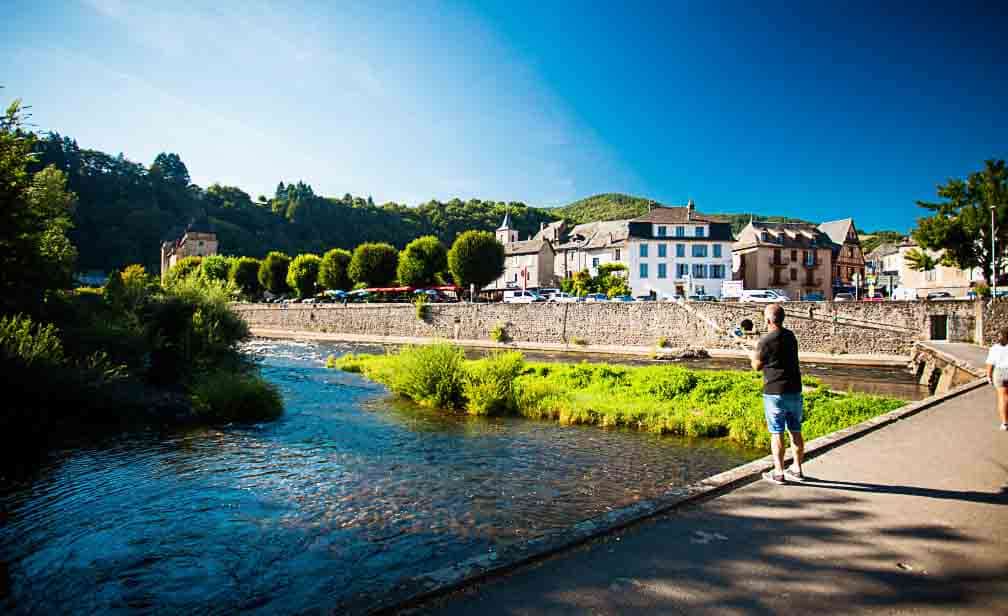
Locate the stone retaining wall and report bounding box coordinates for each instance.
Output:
[234,299,985,356]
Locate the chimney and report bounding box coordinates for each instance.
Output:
[687,198,695,221]
[648,200,653,212]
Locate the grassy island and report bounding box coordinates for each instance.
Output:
[330,344,905,450]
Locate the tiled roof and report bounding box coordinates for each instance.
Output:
[504,239,550,256]
[629,205,726,224]
[557,219,630,250]
[734,221,834,250]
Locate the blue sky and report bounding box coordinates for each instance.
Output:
[5,1,1005,231]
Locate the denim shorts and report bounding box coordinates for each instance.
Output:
[763,393,804,434]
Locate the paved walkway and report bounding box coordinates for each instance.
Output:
[417,385,1008,615]
[923,342,989,374]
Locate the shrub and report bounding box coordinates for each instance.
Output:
[386,344,466,408]
[397,235,447,287]
[229,256,262,298]
[463,351,525,415]
[163,256,202,288]
[319,248,352,291]
[414,294,429,320]
[569,337,588,346]
[973,283,991,298]
[490,323,508,342]
[258,251,291,295]
[0,314,65,367]
[349,242,399,287]
[286,253,322,298]
[190,371,284,422]
[447,231,505,289]
[200,255,231,282]
[657,336,669,348]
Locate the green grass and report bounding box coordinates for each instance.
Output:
[329,344,906,449]
[190,370,284,423]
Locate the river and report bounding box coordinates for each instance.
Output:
[0,339,921,613]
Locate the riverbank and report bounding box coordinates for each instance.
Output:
[329,344,905,451]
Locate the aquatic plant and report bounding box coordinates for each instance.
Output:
[463,351,524,415]
[190,370,284,422]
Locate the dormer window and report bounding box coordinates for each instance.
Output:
[695,226,705,237]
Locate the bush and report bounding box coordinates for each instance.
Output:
[190,371,284,422]
[319,248,352,291]
[490,323,508,342]
[414,294,429,320]
[447,231,505,289]
[258,251,291,295]
[200,255,231,282]
[229,256,262,298]
[286,253,322,298]
[348,242,398,287]
[657,336,669,348]
[163,256,202,288]
[0,314,65,367]
[397,235,447,287]
[386,344,466,408]
[463,351,525,415]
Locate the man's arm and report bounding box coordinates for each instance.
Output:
[750,343,763,371]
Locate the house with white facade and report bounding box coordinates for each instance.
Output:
[625,201,733,298]
[485,213,557,292]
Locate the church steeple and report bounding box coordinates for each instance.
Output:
[495,210,518,244]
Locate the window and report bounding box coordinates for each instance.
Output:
[695,226,705,237]
[761,231,770,242]
[657,244,667,258]
[791,250,797,260]
[657,225,667,237]
[676,244,685,257]
[639,243,648,258]
[692,264,708,278]
[675,226,685,237]
[614,248,621,260]
[658,263,667,279]
[710,264,725,279]
[677,263,689,277]
[790,269,797,281]
[805,251,815,266]
[592,257,600,268]
[640,263,649,278]
[692,244,708,258]
[713,244,722,258]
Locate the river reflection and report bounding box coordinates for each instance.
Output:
[1,340,762,614]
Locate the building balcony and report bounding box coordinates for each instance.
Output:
[769,257,790,267]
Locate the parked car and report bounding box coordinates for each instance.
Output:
[862,293,884,302]
[584,293,609,302]
[926,291,953,300]
[538,287,561,299]
[634,295,656,302]
[892,287,917,300]
[609,295,635,302]
[503,290,546,303]
[834,292,854,302]
[548,292,581,303]
[802,292,825,302]
[348,290,372,302]
[740,289,788,303]
[687,294,718,302]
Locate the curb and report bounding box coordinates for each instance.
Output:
[353,377,986,615]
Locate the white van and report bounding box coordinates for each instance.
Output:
[892,287,917,301]
[503,290,545,304]
[740,289,789,303]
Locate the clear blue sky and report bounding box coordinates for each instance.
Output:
[5,1,1005,231]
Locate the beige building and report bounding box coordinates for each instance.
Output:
[733,221,835,300]
[884,240,982,297]
[160,216,219,281]
[486,213,557,291]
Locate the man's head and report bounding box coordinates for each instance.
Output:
[764,303,785,329]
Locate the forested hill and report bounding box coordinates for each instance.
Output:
[30,133,806,274]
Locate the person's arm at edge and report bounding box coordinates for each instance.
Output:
[750,339,763,371]
[986,345,997,385]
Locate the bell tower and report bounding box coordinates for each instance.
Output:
[496,211,518,244]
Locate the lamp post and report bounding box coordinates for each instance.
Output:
[992,204,998,298]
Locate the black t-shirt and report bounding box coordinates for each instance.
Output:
[756,328,802,394]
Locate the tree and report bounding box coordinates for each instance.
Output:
[348,242,398,287]
[914,159,1008,284]
[229,256,261,298]
[286,253,322,298]
[397,235,447,287]
[200,254,231,282]
[27,166,78,291]
[447,231,505,290]
[318,248,352,291]
[163,256,202,288]
[903,248,938,273]
[258,251,291,295]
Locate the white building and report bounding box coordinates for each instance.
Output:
[485,212,557,292]
[625,201,733,298]
[551,219,630,280]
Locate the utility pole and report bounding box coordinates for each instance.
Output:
[993,205,998,298]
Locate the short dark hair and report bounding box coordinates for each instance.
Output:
[999,327,1008,346]
[766,303,785,325]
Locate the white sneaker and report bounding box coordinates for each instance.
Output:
[1000,423,1008,431]
[784,469,806,482]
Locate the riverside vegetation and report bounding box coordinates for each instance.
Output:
[1,100,281,453]
[329,344,905,450]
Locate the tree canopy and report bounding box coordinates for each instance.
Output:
[318,248,352,291]
[258,251,291,295]
[348,243,399,287]
[397,235,447,287]
[286,253,322,298]
[447,231,505,290]
[913,159,1008,283]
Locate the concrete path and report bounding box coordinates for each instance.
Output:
[924,342,989,374]
[415,385,1008,615]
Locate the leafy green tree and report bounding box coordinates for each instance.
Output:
[258,251,291,295]
[318,248,352,290]
[397,235,447,287]
[200,254,231,282]
[903,248,938,273]
[914,159,1008,284]
[447,231,505,291]
[27,166,78,291]
[286,253,322,298]
[229,256,262,298]
[163,256,202,288]
[348,242,398,287]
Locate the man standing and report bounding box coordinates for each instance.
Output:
[750,303,805,484]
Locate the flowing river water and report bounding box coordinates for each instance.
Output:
[0,340,925,613]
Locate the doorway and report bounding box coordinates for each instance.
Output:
[929,315,948,341]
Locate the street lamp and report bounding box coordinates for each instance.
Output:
[992,204,998,298]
